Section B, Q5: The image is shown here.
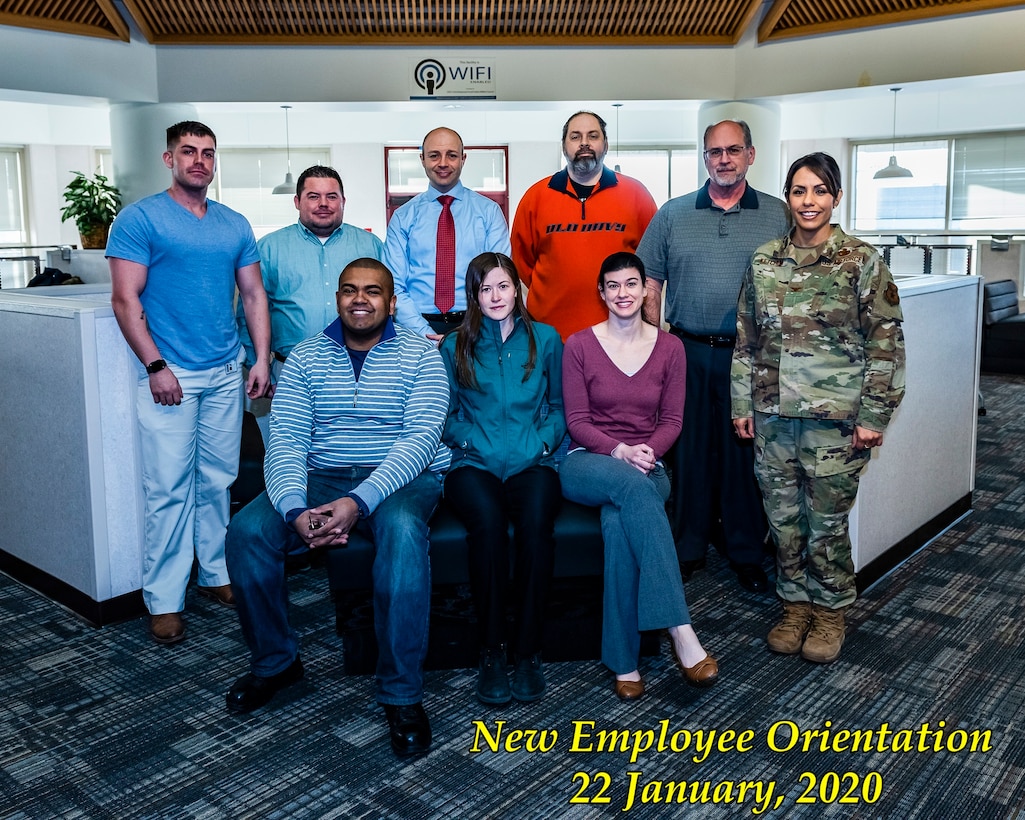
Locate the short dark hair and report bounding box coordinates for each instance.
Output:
[598,251,646,289]
[562,111,608,143]
[338,257,394,294]
[166,121,217,151]
[703,119,753,150]
[784,152,843,199]
[296,165,344,198]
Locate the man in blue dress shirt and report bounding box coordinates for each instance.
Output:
[384,127,511,339]
[239,165,385,442]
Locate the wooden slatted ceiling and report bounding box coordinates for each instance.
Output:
[1,0,1023,45]
[119,0,762,45]
[759,0,1025,42]
[0,0,128,40]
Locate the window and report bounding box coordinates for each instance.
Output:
[852,132,1025,233]
[385,146,508,223]
[605,146,698,207]
[851,141,948,232]
[0,148,27,245]
[213,148,330,238]
[951,134,1025,231]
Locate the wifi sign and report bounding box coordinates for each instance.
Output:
[409,58,497,100]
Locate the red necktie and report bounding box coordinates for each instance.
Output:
[435,194,456,313]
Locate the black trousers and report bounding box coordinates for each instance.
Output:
[670,338,766,565]
[444,465,560,657]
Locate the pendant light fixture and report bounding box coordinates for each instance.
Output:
[874,88,913,180]
[272,105,295,194]
[613,103,622,173]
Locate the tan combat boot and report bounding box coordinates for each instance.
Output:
[766,601,812,655]
[801,605,846,663]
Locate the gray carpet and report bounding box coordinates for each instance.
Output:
[3,374,1025,819]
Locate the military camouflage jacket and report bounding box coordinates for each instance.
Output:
[731,225,905,432]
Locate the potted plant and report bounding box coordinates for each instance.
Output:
[60,170,122,249]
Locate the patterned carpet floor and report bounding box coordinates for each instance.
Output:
[2,374,1025,819]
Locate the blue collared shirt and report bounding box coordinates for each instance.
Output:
[239,221,385,364]
[384,180,511,336]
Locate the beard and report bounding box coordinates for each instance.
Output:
[566,148,606,178]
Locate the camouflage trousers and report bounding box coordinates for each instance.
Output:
[753,413,871,610]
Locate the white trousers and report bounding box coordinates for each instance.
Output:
[136,355,244,614]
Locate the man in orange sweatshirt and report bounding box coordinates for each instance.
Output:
[512,111,657,341]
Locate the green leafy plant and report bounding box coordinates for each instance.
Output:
[60,171,122,248]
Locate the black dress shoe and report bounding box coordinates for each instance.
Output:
[732,563,769,593]
[511,653,546,703]
[477,648,511,705]
[226,656,304,713]
[383,703,432,757]
[679,558,706,582]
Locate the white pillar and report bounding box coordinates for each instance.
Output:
[109,103,199,205]
[697,101,782,197]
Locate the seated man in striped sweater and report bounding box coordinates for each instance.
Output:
[223,258,451,759]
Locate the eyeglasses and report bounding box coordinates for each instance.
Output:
[703,145,748,160]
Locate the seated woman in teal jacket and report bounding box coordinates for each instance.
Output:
[440,252,566,706]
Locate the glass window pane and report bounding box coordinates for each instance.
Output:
[460,149,507,193]
[387,147,507,194]
[851,141,948,232]
[610,149,669,205]
[0,149,26,241]
[214,148,330,239]
[951,134,1025,231]
[669,149,699,200]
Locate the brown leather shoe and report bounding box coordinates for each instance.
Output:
[197,584,236,608]
[614,678,646,701]
[150,613,185,644]
[673,649,719,688]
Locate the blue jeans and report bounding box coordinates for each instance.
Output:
[560,451,690,674]
[226,468,442,705]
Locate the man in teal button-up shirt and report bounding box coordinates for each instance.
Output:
[239,165,386,442]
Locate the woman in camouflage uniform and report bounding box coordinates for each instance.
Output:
[731,152,906,664]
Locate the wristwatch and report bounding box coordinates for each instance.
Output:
[145,358,167,374]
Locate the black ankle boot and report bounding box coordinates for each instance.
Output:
[477,647,511,705]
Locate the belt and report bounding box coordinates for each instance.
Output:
[273,351,288,364]
[671,327,736,348]
[421,311,466,325]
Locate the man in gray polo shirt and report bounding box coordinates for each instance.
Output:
[637,119,788,593]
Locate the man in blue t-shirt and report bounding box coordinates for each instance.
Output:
[107,120,272,645]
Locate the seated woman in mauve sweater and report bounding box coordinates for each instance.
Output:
[559,251,718,702]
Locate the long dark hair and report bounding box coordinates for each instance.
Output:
[453,252,538,390]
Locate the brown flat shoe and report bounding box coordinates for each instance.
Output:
[673,649,719,688]
[150,613,185,645]
[197,584,236,608]
[614,678,645,701]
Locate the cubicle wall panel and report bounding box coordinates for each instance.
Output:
[0,310,98,596]
[91,314,144,597]
[852,277,981,571]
